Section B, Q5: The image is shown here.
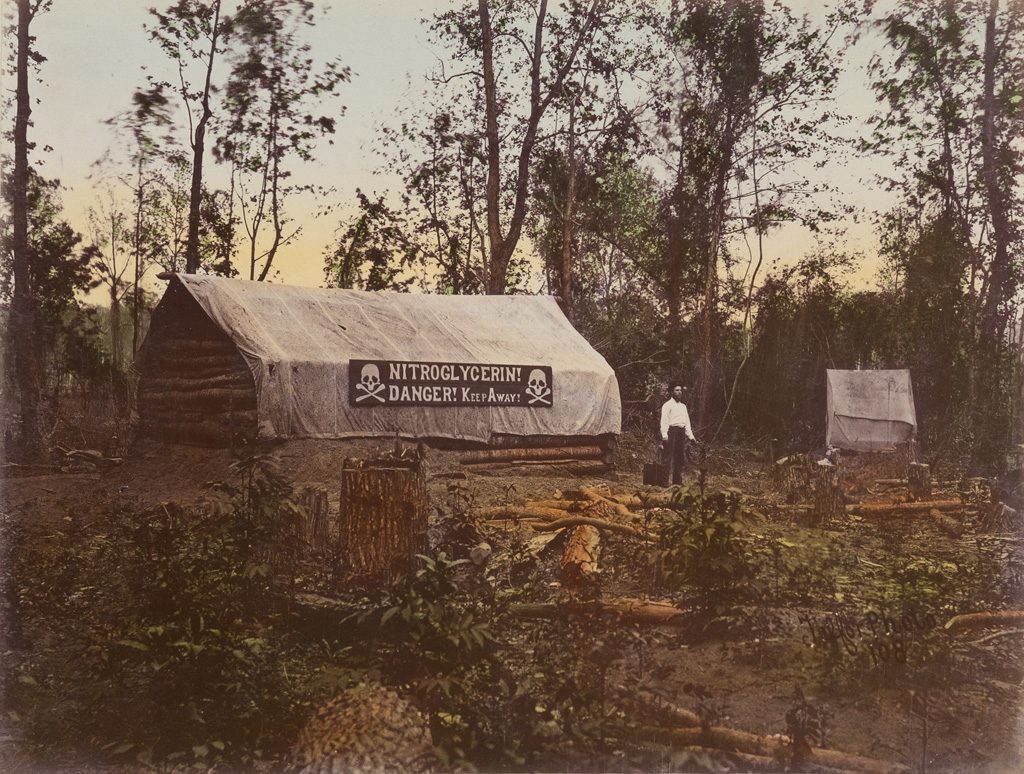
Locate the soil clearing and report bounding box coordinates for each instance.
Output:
[2,433,1022,772]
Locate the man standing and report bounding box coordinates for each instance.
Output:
[660,385,697,485]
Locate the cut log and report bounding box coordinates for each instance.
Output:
[510,597,687,626]
[668,747,818,772]
[847,499,962,515]
[476,505,569,522]
[907,462,931,502]
[605,493,644,509]
[561,525,600,585]
[460,445,604,465]
[533,516,642,537]
[147,353,250,372]
[525,498,583,511]
[142,373,254,391]
[156,337,240,355]
[624,725,908,773]
[141,386,256,405]
[944,610,1024,632]
[339,459,428,585]
[610,685,701,728]
[139,409,257,426]
[581,486,634,521]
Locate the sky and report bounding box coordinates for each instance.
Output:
[16,0,895,298]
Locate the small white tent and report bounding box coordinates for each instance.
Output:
[825,369,917,452]
[137,274,621,445]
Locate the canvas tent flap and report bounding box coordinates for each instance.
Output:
[160,274,620,442]
[826,369,916,451]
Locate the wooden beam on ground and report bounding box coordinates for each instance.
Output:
[561,525,600,585]
[621,725,909,773]
[610,686,701,728]
[944,610,1024,632]
[510,597,687,626]
[477,505,569,522]
[460,445,604,465]
[846,499,962,515]
[581,486,634,520]
[532,516,642,537]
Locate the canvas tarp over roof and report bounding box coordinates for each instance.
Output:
[153,274,620,442]
[826,369,916,452]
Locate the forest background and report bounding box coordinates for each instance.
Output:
[2,0,1023,469]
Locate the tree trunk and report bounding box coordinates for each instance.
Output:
[184,0,222,274]
[559,102,579,320]
[110,289,122,373]
[11,0,42,460]
[979,0,1013,343]
[132,154,144,354]
[338,460,428,585]
[907,462,932,502]
[479,0,505,293]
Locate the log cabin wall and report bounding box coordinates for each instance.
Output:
[137,282,258,446]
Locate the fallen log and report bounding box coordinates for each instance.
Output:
[666,746,805,772]
[605,493,644,509]
[141,386,256,404]
[482,518,548,530]
[944,610,1024,632]
[623,725,908,773]
[467,458,607,469]
[460,445,604,465]
[142,373,254,391]
[510,597,687,626]
[846,499,962,515]
[525,498,584,511]
[581,486,634,521]
[140,408,257,425]
[561,525,600,585]
[611,685,701,727]
[147,354,250,373]
[476,506,569,522]
[156,337,240,355]
[533,516,642,537]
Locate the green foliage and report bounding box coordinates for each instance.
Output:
[7,455,310,766]
[323,189,418,291]
[656,486,754,616]
[356,552,511,767]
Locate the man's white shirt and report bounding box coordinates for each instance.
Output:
[661,399,696,442]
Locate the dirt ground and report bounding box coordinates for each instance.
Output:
[2,433,1023,772]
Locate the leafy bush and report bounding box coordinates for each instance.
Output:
[7,454,312,767]
[656,486,754,616]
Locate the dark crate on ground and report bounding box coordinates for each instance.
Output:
[338,458,428,584]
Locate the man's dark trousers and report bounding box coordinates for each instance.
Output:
[665,426,690,485]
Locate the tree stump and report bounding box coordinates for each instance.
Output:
[894,440,918,469]
[907,462,931,502]
[297,486,331,551]
[339,458,428,585]
[812,463,845,522]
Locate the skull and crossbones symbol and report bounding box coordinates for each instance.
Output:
[525,368,552,405]
[355,363,386,403]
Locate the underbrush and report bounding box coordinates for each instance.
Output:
[4,455,316,767]
[3,460,1022,772]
